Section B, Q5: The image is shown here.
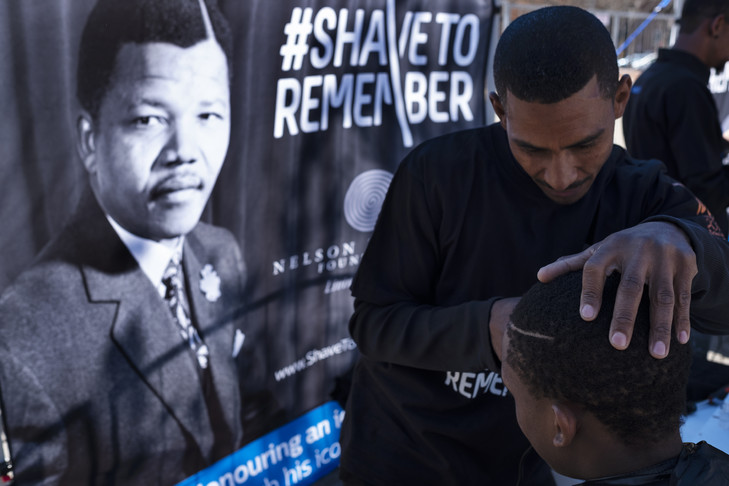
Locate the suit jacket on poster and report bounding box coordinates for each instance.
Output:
[0,191,253,485]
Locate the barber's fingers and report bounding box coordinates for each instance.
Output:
[537,245,598,284]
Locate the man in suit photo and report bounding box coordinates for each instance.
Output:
[0,0,267,483]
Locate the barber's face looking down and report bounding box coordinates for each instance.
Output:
[491,75,632,205]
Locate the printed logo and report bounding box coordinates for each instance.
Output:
[272,241,362,277]
[274,1,482,147]
[344,169,393,232]
[274,338,358,382]
[444,370,508,399]
[672,182,724,238]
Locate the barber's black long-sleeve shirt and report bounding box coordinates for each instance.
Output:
[341,123,729,485]
[623,48,729,235]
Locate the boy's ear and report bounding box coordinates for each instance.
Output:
[551,403,578,448]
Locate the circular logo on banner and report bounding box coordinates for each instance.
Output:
[344,169,393,232]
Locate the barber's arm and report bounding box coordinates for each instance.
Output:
[538,175,729,359]
[537,221,696,359]
[349,157,501,373]
[350,297,500,372]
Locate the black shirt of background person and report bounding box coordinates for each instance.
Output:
[624,48,729,235]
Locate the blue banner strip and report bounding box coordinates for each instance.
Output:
[177,401,344,486]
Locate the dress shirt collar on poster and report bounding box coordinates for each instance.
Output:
[106,215,185,298]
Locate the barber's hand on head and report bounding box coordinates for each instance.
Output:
[489,297,520,362]
[536,222,697,359]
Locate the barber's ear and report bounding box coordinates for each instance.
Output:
[710,14,726,38]
[77,111,96,174]
[551,403,577,448]
[489,91,507,129]
[613,74,632,119]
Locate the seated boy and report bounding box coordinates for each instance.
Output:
[502,271,729,485]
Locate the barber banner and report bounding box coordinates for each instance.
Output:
[0,0,495,480]
[178,401,345,486]
[215,0,495,420]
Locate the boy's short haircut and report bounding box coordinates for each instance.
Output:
[507,271,691,446]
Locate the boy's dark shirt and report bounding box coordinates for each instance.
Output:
[577,441,729,485]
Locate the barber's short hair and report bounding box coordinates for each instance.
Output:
[493,6,618,104]
[506,271,691,447]
[679,0,729,34]
[77,0,232,118]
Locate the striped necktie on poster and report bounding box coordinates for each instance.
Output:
[162,255,210,369]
